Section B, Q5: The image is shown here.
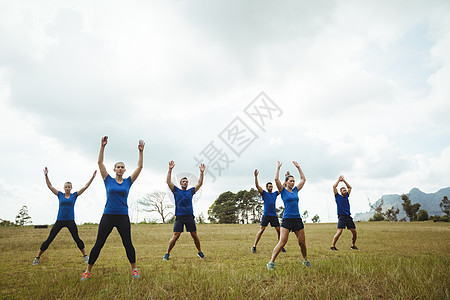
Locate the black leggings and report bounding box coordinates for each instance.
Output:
[88,214,135,265]
[40,220,85,251]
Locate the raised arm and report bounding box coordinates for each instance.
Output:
[43,167,58,195]
[341,176,352,195]
[166,160,175,191]
[292,161,306,191]
[195,163,205,193]
[254,169,264,194]
[98,136,108,180]
[274,161,283,192]
[77,170,97,196]
[130,139,145,183]
[333,176,342,195]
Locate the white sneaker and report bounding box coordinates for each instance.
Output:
[84,255,89,263]
[32,257,40,266]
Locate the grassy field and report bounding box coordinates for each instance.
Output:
[0,221,449,299]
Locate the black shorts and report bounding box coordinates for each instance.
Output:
[281,218,304,232]
[173,215,197,232]
[261,215,280,227]
[337,215,356,229]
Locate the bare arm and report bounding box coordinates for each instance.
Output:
[341,176,352,195]
[274,161,283,192]
[43,167,58,195]
[194,163,205,193]
[254,169,264,194]
[293,161,306,191]
[166,160,175,191]
[333,176,341,195]
[98,136,108,180]
[77,170,97,196]
[130,139,145,183]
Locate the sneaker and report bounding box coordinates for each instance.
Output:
[251,247,256,254]
[351,246,359,250]
[132,269,140,278]
[266,262,275,270]
[330,246,338,251]
[81,272,91,281]
[303,260,311,267]
[84,255,89,263]
[32,257,40,266]
[281,247,287,253]
[163,253,170,261]
[197,252,205,259]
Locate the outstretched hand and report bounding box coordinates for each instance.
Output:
[339,175,344,181]
[254,169,259,177]
[285,170,291,177]
[277,161,282,168]
[138,139,145,151]
[168,160,175,170]
[43,167,49,176]
[92,170,97,178]
[293,161,300,168]
[199,163,206,172]
[101,136,108,147]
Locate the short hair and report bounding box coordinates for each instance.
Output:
[340,187,347,191]
[266,182,273,187]
[180,177,188,184]
[64,182,72,186]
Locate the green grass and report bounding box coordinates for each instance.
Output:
[0,222,449,299]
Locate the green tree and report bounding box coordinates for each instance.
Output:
[369,199,385,221]
[384,206,400,222]
[439,196,450,217]
[301,210,308,223]
[0,219,16,227]
[247,188,262,223]
[417,209,429,221]
[196,212,206,224]
[15,206,32,226]
[311,214,320,223]
[276,206,284,219]
[401,194,421,221]
[208,191,239,223]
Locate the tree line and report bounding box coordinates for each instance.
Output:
[369,195,449,222]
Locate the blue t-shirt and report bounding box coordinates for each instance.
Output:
[57,191,78,220]
[335,193,351,216]
[173,186,195,216]
[103,175,133,215]
[280,186,301,218]
[261,191,279,217]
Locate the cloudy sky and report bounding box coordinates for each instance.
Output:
[1,0,449,225]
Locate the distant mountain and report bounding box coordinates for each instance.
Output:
[354,187,450,221]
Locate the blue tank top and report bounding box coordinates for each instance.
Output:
[335,193,351,216]
[103,174,133,215]
[280,186,301,218]
[261,191,278,216]
[57,191,78,220]
[173,186,195,216]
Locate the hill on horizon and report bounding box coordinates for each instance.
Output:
[354,187,450,221]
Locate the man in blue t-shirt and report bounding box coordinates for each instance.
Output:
[251,169,285,254]
[163,160,205,261]
[330,175,358,250]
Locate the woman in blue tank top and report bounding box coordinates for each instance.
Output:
[81,136,145,281]
[32,167,96,266]
[266,161,310,270]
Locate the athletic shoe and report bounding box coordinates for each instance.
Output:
[197,252,205,259]
[80,272,91,281]
[330,247,338,251]
[351,246,359,250]
[163,253,170,261]
[303,260,311,267]
[281,247,287,253]
[132,269,140,278]
[266,262,274,270]
[32,257,40,266]
[84,255,89,263]
[251,247,256,254]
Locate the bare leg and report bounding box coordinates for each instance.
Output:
[36,250,44,258]
[332,229,343,247]
[269,227,289,263]
[80,249,87,256]
[166,232,181,254]
[275,226,281,241]
[190,231,202,252]
[294,229,307,260]
[253,226,266,247]
[349,228,357,246]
